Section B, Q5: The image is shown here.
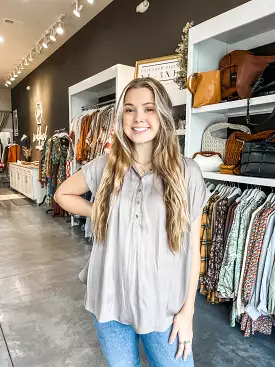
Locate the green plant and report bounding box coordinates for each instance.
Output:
[175,21,194,90]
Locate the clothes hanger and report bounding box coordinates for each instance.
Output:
[208,183,216,192]
[269,187,275,204]
[227,183,242,199]
[254,187,266,202]
[219,183,232,198]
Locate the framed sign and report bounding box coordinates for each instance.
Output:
[12,110,19,137]
[135,55,184,105]
[135,55,180,85]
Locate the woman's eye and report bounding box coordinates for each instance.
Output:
[125,108,134,113]
[145,108,155,112]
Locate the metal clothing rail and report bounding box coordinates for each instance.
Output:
[81,99,116,111]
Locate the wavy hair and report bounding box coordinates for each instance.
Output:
[91,77,189,252]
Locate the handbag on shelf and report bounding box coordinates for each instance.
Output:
[240,131,275,178]
[187,70,221,108]
[221,130,275,175]
[236,54,275,99]
[246,62,275,126]
[219,50,252,100]
[193,151,224,172]
[202,122,251,160]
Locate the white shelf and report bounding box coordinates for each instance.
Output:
[202,171,275,188]
[189,1,275,46]
[191,95,275,117]
[176,129,186,136]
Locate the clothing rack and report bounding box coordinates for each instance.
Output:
[200,180,275,337]
[81,99,116,111]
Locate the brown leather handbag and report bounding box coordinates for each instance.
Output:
[187,70,221,108]
[219,50,252,100]
[236,54,275,98]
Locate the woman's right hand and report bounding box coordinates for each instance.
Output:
[54,170,93,217]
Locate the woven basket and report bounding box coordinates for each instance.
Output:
[220,129,275,174]
[202,122,251,160]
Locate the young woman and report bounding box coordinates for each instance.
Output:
[55,78,210,366]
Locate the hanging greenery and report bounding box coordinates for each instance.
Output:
[174,21,194,90]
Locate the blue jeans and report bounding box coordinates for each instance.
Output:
[92,315,194,367]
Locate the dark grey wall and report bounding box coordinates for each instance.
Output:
[11,0,249,157]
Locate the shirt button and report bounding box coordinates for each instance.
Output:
[136,215,139,218]
[138,189,141,192]
[137,201,140,204]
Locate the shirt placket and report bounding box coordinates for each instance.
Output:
[134,181,143,230]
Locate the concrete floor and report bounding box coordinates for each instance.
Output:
[0,188,275,367]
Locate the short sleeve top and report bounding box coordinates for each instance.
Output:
[81,155,210,334]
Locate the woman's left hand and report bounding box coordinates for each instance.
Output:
[169,306,194,361]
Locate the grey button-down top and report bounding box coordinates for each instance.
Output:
[81,154,209,334]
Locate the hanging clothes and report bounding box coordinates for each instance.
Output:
[40,131,72,216]
[200,183,275,337]
[20,134,31,161]
[8,144,20,163]
[240,203,275,337]
[268,263,275,315]
[69,104,115,173]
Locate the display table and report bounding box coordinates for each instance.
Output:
[9,163,46,204]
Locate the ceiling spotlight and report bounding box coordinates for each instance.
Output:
[20,62,26,70]
[14,71,18,78]
[17,68,22,74]
[50,28,56,42]
[73,0,83,17]
[4,82,8,87]
[36,43,43,54]
[42,37,49,49]
[24,57,30,66]
[7,78,11,85]
[11,75,15,81]
[87,0,94,3]
[0,36,4,43]
[136,0,150,13]
[29,53,34,62]
[56,22,64,35]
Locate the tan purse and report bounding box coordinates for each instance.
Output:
[187,70,221,108]
[219,50,252,100]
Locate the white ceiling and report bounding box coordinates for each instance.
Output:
[0,0,113,89]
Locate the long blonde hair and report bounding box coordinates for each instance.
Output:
[92,78,189,252]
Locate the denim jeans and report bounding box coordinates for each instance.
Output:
[92,315,194,367]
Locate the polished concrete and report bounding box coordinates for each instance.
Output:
[0,188,275,367]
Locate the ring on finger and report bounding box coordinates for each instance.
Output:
[179,340,191,345]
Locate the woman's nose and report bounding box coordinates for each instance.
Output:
[135,109,145,123]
